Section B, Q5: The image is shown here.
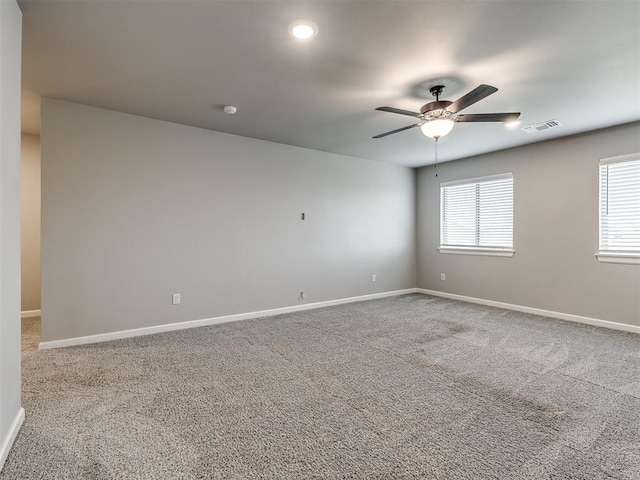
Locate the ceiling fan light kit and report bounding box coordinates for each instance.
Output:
[421,119,455,139]
[373,84,521,140]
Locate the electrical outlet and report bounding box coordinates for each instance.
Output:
[172,293,181,305]
[440,273,446,281]
[301,212,305,220]
[372,274,377,282]
[299,291,306,301]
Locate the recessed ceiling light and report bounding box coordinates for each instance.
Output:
[288,20,318,40]
[504,120,521,128]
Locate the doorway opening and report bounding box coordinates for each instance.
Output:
[21,132,41,351]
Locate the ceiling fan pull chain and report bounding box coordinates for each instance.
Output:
[434,138,439,177]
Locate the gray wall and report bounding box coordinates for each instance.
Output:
[21,134,41,312]
[0,0,23,468]
[41,99,416,342]
[417,122,640,327]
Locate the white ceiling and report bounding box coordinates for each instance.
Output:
[19,0,640,167]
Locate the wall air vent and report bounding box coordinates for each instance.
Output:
[521,119,562,134]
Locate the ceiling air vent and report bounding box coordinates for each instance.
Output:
[521,119,562,134]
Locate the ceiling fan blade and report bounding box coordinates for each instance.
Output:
[372,123,420,139]
[375,106,421,118]
[455,112,521,123]
[446,84,498,114]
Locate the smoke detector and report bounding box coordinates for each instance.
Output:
[223,105,237,115]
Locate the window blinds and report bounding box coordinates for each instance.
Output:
[440,173,513,250]
[599,155,640,253]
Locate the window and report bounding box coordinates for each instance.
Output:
[597,154,640,264]
[440,173,514,256]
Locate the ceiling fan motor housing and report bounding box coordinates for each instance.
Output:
[420,100,453,117]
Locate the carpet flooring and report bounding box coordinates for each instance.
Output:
[2,294,639,479]
[21,317,41,352]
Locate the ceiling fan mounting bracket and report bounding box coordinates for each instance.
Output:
[429,85,445,100]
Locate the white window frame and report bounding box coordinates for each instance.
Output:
[596,153,640,265]
[439,173,515,257]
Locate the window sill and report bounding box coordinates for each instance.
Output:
[439,247,515,257]
[595,253,640,265]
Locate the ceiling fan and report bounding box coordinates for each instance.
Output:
[373,84,520,140]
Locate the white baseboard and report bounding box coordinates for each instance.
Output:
[39,288,418,350]
[21,310,40,318]
[38,287,638,350]
[417,289,640,334]
[0,407,25,471]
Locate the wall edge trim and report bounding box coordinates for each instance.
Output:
[417,289,639,334]
[39,288,419,349]
[21,310,41,318]
[0,407,25,471]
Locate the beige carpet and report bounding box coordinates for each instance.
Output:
[2,294,639,479]
[21,317,41,352]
